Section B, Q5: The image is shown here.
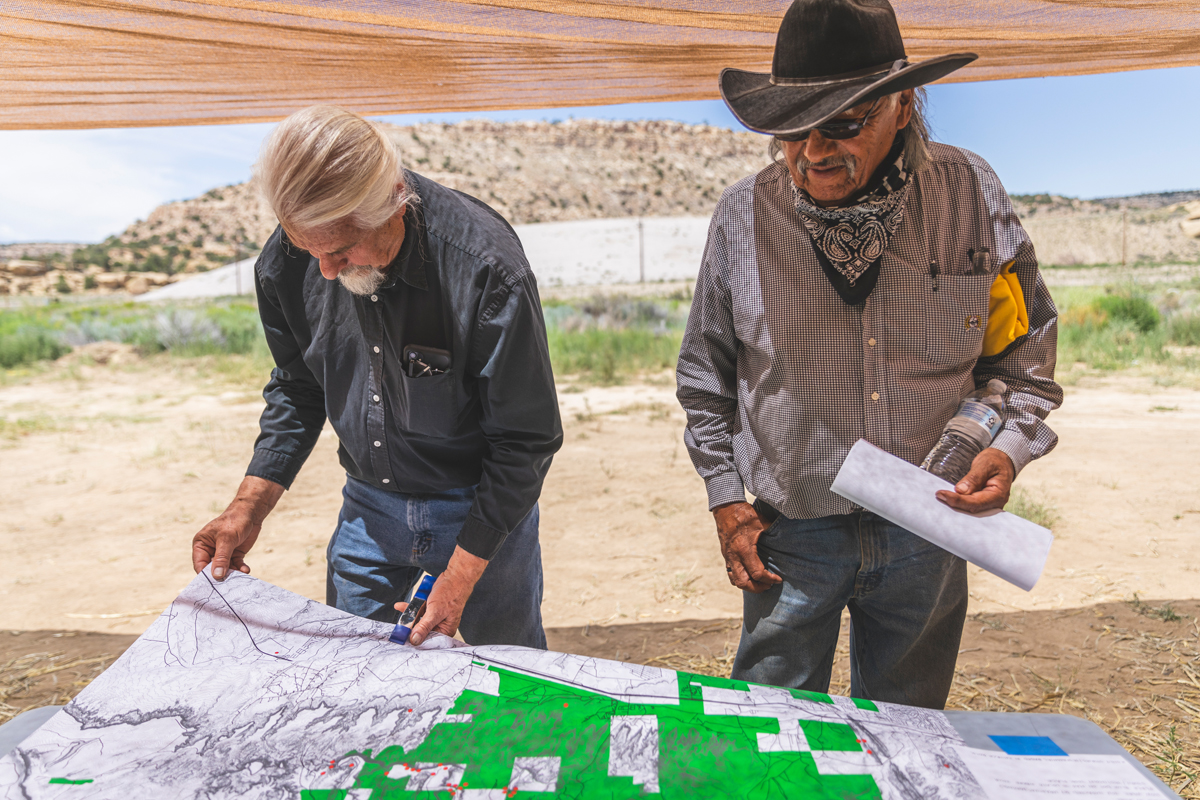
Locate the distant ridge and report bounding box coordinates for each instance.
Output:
[2,121,1198,295]
[34,119,772,277]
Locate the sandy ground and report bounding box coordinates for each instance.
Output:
[1,353,1198,636]
[3,354,1199,793]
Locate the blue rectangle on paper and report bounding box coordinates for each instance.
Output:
[989,735,1068,756]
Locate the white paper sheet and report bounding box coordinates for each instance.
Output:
[955,747,1166,799]
[829,440,1053,591]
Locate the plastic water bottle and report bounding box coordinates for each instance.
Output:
[920,379,1007,483]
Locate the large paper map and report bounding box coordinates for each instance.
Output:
[0,570,1166,799]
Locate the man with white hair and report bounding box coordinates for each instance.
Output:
[192,105,562,648]
[677,0,1061,707]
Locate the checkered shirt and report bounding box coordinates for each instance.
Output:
[676,143,1063,518]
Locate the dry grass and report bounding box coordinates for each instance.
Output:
[653,569,706,609]
[642,619,739,677]
[0,650,120,726]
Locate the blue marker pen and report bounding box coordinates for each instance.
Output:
[389,574,436,645]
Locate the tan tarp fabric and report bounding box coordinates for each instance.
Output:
[2,0,1199,130]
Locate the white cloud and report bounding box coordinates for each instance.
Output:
[0,124,271,244]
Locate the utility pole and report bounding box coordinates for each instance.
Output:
[235,243,243,295]
[1121,207,1128,269]
[638,218,645,283]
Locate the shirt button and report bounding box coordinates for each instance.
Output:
[868,338,877,346]
[373,394,380,402]
[370,295,378,302]
[382,478,390,484]
[373,440,382,447]
[373,346,381,354]
[871,392,880,401]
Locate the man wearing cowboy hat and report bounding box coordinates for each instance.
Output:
[677,0,1061,708]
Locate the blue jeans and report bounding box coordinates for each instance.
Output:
[733,510,967,709]
[326,476,546,649]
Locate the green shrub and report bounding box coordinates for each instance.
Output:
[1091,293,1160,333]
[73,242,111,269]
[542,294,690,383]
[1058,318,1168,371]
[0,328,71,368]
[147,305,266,356]
[0,299,272,372]
[134,252,175,274]
[204,303,265,355]
[548,327,682,384]
[1007,487,1059,530]
[1166,314,1200,346]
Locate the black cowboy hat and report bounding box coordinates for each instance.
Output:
[720,0,977,137]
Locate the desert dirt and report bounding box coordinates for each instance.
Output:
[3,354,1199,633]
[1,352,1199,792]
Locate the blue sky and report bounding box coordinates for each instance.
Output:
[1,66,1197,244]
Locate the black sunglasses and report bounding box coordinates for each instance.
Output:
[776,97,883,143]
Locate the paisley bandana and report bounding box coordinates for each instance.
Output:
[791,140,912,286]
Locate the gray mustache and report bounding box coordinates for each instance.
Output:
[798,155,859,180]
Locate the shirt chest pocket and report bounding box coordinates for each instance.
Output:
[923,273,992,367]
[396,369,459,435]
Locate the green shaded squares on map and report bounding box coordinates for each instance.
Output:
[7,572,994,799]
[318,667,880,798]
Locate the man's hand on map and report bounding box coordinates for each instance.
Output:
[935,447,1016,514]
[396,546,487,645]
[192,476,285,580]
[713,501,783,594]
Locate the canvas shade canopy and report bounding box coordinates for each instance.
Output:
[3,0,1200,130]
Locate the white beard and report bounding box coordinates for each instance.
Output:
[337,265,388,296]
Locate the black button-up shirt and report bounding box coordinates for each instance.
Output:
[247,171,563,559]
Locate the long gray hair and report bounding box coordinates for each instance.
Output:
[255,105,419,237]
[768,87,930,175]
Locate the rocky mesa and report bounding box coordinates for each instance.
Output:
[2,119,1198,297]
